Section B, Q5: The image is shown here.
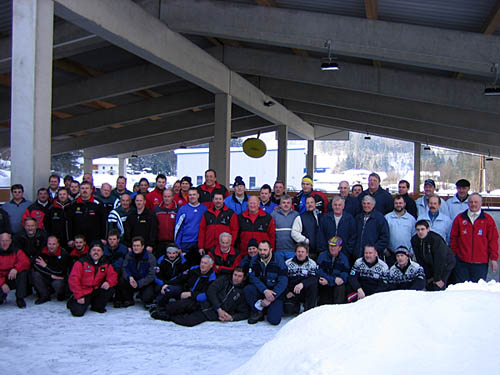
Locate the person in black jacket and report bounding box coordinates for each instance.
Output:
[114,236,156,308]
[71,182,106,244]
[31,235,69,304]
[14,217,47,262]
[124,193,157,252]
[0,207,11,234]
[411,220,456,291]
[153,246,188,298]
[150,267,248,326]
[46,188,73,249]
[150,255,216,321]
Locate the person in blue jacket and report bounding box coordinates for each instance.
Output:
[103,229,128,278]
[357,172,394,215]
[353,195,390,263]
[317,236,350,305]
[153,246,188,298]
[174,187,207,266]
[224,176,249,215]
[244,240,288,325]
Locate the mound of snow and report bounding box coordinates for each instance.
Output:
[232,283,500,375]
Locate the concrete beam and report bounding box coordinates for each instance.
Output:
[0,20,108,74]
[84,117,275,159]
[306,140,314,177]
[414,142,421,193]
[164,0,500,76]
[300,114,500,157]
[261,78,500,136]
[284,99,500,148]
[53,0,314,139]
[221,46,500,116]
[52,89,214,137]
[52,107,253,154]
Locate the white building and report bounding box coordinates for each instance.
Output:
[175,146,306,190]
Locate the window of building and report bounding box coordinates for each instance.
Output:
[249,176,256,189]
[197,176,203,185]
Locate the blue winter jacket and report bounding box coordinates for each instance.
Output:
[353,210,390,259]
[317,212,356,255]
[316,250,351,286]
[122,250,156,288]
[224,194,249,215]
[103,243,129,274]
[174,203,208,247]
[248,253,288,297]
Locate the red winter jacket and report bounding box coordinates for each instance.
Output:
[68,255,118,300]
[0,245,30,286]
[197,182,229,207]
[450,210,499,263]
[238,209,276,255]
[146,188,164,211]
[208,245,243,275]
[154,201,178,242]
[22,201,49,229]
[198,205,239,251]
[173,192,189,208]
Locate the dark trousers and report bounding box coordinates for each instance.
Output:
[244,284,284,325]
[180,242,200,267]
[318,283,346,305]
[284,283,318,314]
[115,278,156,304]
[31,270,65,299]
[3,270,28,299]
[155,285,183,305]
[67,288,114,317]
[161,298,207,327]
[454,258,488,283]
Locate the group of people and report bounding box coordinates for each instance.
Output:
[0,169,497,326]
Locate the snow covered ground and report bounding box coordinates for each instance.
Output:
[2,281,500,375]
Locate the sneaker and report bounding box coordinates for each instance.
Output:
[248,309,264,324]
[16,298,26,309]
[35,296,51,305]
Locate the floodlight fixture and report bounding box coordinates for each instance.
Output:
[484,63,500,96]
[321,40,340,71]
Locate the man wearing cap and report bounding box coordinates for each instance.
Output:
[347,244,389,302]
[224,176,249,215]
[446,179,471,221]
[174,176,192,207]
[450,193,499,283]
[197,169,229,208]
[417,194,452,244]
[358,173,394,215]
[317,236,350,305]
[411,220,456,290]
[398,180,418,219]
[67,242,118,316]
[293,175,328,214]
[384,195,417,267]
[387,246,425,291]
[239,238,259,274]
[317,196,356,258]
[416,179,448,218]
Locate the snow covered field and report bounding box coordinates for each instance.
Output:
[1,281,500,375]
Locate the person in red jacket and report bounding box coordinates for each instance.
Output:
[173,176,192,207]
[197,169,229,207]
[238,196,276,255]
[450,193,499,283]
[146,174,167,210]
[198,193,239,256]
[154,189,178,258]
[0,232,30,308]
[208,232,243,276]
[21,188,50,230]
[67,242,118,316]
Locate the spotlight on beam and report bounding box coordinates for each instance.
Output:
[263,100,275,107]
[484,63,500,96]
[321,40,340,71]
[486,150,494,161]
[424,145,431,151]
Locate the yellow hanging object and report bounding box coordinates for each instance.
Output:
[243,138,267,158]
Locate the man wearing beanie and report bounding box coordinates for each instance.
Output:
[174,176,192,207]
[292,175,328,214]
[387,246,425,291]
[225,176,249,215]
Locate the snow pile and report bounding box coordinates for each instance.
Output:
[232,283,500,375]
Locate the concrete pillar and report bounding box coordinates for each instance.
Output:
[10,0,54,200]
[83,156,93,175]
[413,142,421,193]
[277,125,288,187]
[118,156,127,177]
[307,140,315,177]
[208,141,216,170]
[213,93,231,187]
